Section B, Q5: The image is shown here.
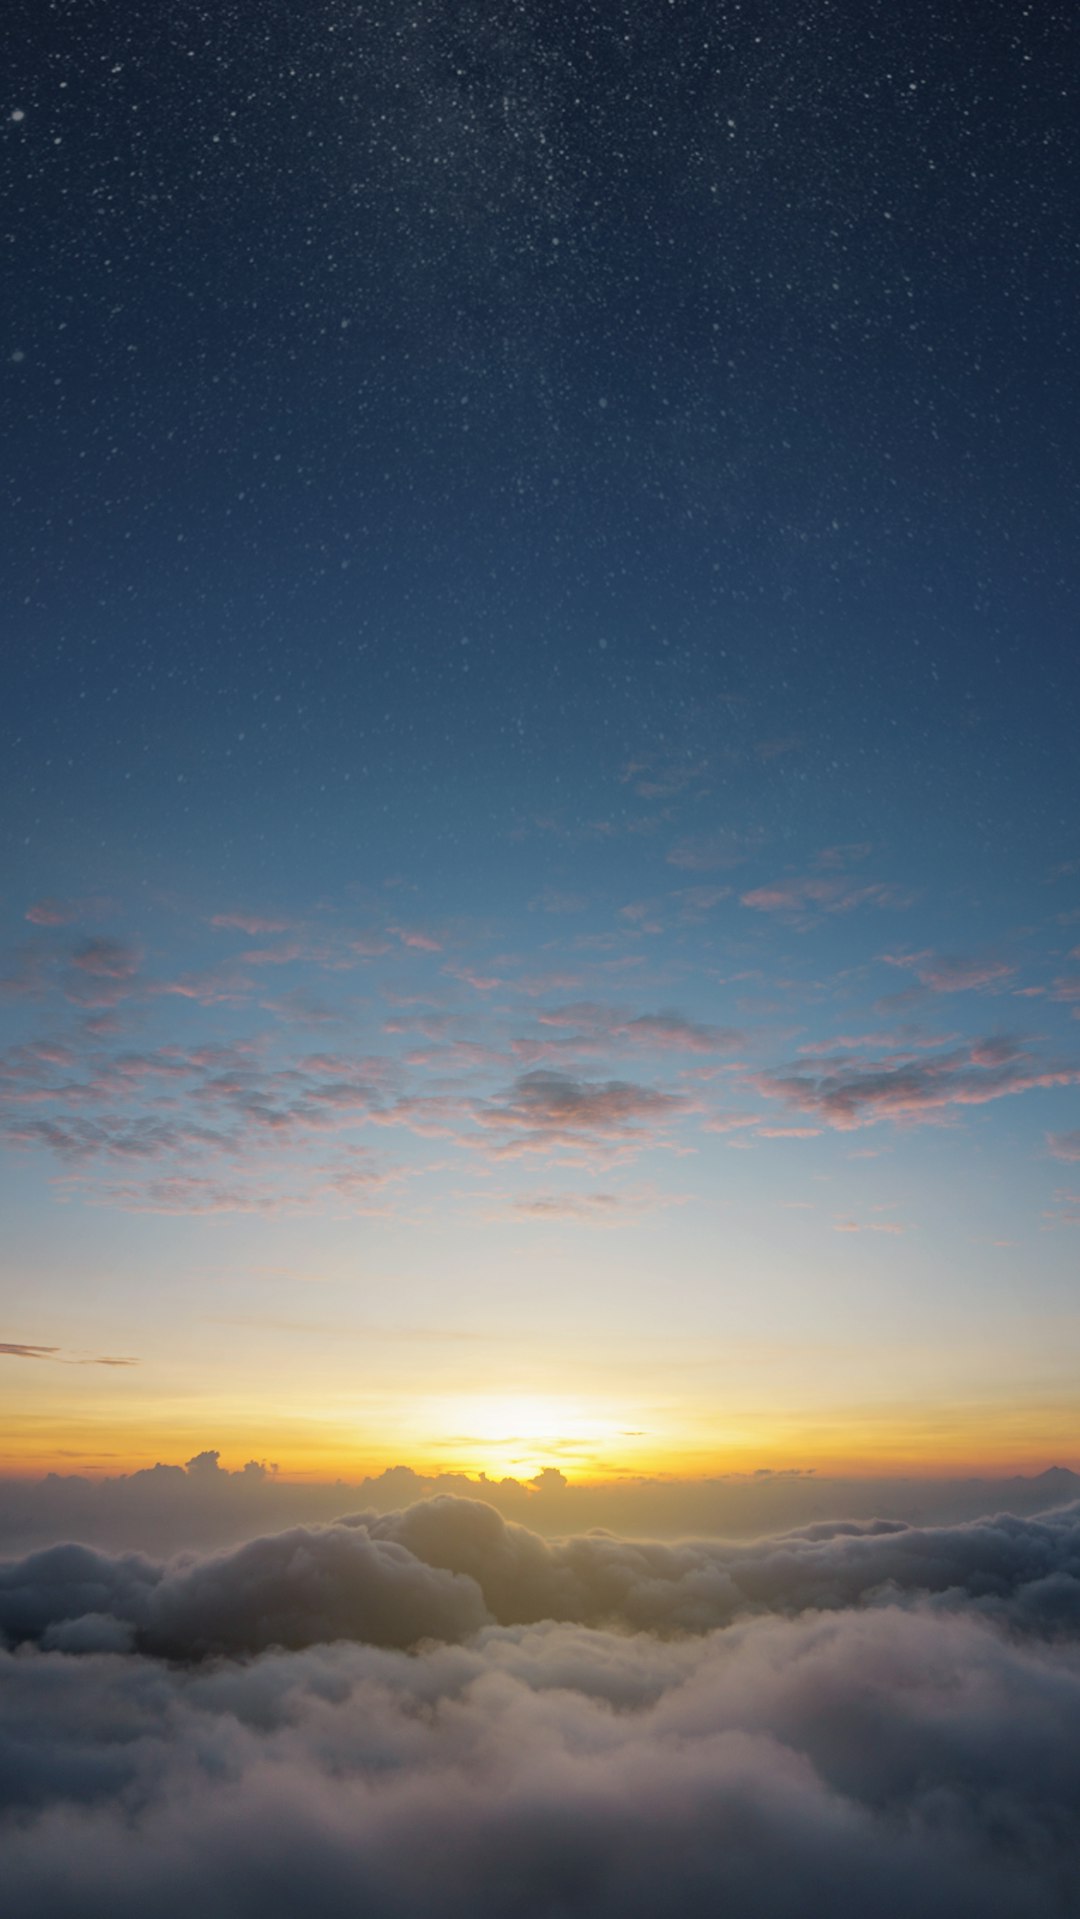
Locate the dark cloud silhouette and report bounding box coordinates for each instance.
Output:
[5,1499,1080,1914]
[0,1343,137,1368]
[3,1457,1080,1561]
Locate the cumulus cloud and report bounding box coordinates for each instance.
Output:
[8,1494,1080,1657]
[5,1500,1080,1914]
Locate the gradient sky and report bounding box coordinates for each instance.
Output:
[3,0,1079,1481]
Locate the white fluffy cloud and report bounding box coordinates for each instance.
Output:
[4,1498,1080,1915]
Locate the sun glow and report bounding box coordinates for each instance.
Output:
[426,1394,635,1480]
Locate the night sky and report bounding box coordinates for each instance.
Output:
[3,0,1080,1479]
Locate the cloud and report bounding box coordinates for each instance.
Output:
[0,1035,410,1212]
[621,755,708,799]
[63,938,142,1008]
[754,1038,1078,1131]
[529,888,590,915]
[530,1004,741,1057]
[756,1125,821,1138]
[755,734,801,760]
[475,1069,689,1158]
[797,1031,949,1056]
[881,952,1016,993]
[833,1218,906,1236]
[4,1501,1080,1915]
[210,913,294,935]
[0,1342,137,1367]
[672,884,731,920]
[390,926,443,952]
[24,900,73,926]
[1044,1191,1080,1228]
[506,1185,683,1224]
[69,939,140,981]
[625,1012,740,1054]
[742,876,906,921]
[1048,1131,1080,1163]
[667,829,764,871]
[9,1494,1080,1656]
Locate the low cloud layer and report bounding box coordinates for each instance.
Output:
[4,1497,1080,1914]
[4,1456,1080,1561]
[6,1495,1080,1658]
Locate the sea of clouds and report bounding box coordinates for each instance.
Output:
[4,1494,1080,1914]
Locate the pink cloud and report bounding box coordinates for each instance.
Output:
[833,1218,906,1235]
[64,939,142,1007]
[742,877,905,919]
[755,1039,1079,1131]
[757,1126,821,1139]
[881,952,1016,992]
[70,938,139,980]
[529,889,590,915]
[152,968,252,1006]
[533,1003,741,1056]
[237,943,306,967]
[475,1069,690,1159]
[511,972,585,998]
[619,901,664,931]
[391,927,443,953]
[25,900,71,927]
[1048,1131,1080,1163]
[503,1182,686,1224]
[668,829,764,872]
[621,756,708,800]
[797,1031,951,1056]
[24,895,111,927]
[210,913,293,935]
[672,885,731,919]
[444,964,506,992]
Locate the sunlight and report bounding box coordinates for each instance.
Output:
[425,1393,631,1480]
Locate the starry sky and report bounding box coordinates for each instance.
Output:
[2,0,1079,1480]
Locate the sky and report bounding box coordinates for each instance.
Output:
[3,0,1080,1485]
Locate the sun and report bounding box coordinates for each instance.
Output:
[424,1393,630,1480]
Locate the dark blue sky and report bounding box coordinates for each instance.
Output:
[2,1,1080,1478]
[4,0,1078,892]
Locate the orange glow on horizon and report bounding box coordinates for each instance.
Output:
[2,1391,1079,1486]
